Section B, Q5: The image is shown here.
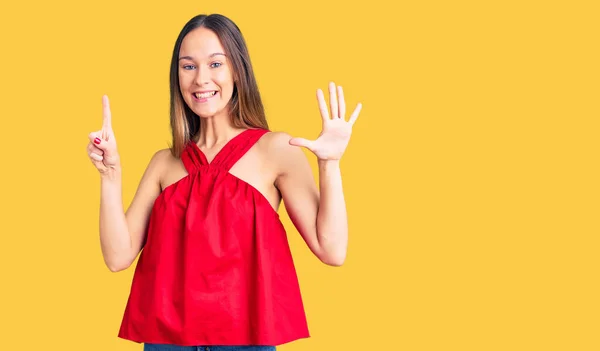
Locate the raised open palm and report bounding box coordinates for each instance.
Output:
[87,95,121,174]
[289,82,362,160]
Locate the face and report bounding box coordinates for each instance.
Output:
[178,27,235,119]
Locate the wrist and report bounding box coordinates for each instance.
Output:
[318,158,341,168]
[100,165,122,181]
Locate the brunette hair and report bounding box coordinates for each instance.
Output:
[169,14,268,157]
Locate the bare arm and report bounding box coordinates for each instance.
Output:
[277,82,362,266]
[315,159,347,263]
[87,95,164,272]
[97,150,164,272]
[274,135,347,266]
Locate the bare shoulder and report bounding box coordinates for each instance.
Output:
[257,131,290,150]
[148,148,174,169]
[256,131,310,179]
[140,147,177,184]
[259,131,304,162]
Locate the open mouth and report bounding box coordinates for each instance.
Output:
[193,91,218,100]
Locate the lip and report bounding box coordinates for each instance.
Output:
[192,90,218,103]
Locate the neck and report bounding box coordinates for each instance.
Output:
[196,115,244,148]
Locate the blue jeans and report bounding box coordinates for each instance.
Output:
[144,345,275,351]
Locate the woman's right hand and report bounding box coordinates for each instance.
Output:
[88,95,121,174]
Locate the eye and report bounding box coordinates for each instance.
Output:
[182,64,196,70]
[210,62,222,68]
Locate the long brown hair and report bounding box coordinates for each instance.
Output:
[169,14,269,158]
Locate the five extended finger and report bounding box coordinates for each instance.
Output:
[329,82,338,119]
[317,89,329,121]
[337,85,346,120]
[348,103,362,125]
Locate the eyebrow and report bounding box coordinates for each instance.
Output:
[178,53,226,61]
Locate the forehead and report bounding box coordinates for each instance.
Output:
[179,27,225,58]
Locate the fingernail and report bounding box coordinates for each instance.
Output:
[94,137,101,144]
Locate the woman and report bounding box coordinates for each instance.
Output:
[87,13,362,351]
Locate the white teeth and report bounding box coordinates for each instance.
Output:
[194,91,217,99]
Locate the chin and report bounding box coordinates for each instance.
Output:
[193,108,224,119]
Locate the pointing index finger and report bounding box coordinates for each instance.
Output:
[102,95,112,137]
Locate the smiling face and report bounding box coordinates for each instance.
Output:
[178,27,235,120]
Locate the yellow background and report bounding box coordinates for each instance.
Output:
[0,0,598,350]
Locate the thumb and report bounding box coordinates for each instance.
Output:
[289,137,315,149]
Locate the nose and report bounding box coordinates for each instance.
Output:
[195,64,209,86]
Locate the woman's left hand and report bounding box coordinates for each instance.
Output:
[289,82,362,161]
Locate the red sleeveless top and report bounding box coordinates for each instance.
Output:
[118,128,310,346]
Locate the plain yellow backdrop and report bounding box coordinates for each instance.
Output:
[0,0,598,350]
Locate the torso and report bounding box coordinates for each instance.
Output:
[158,130,282,212]
[117,129,312,345]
